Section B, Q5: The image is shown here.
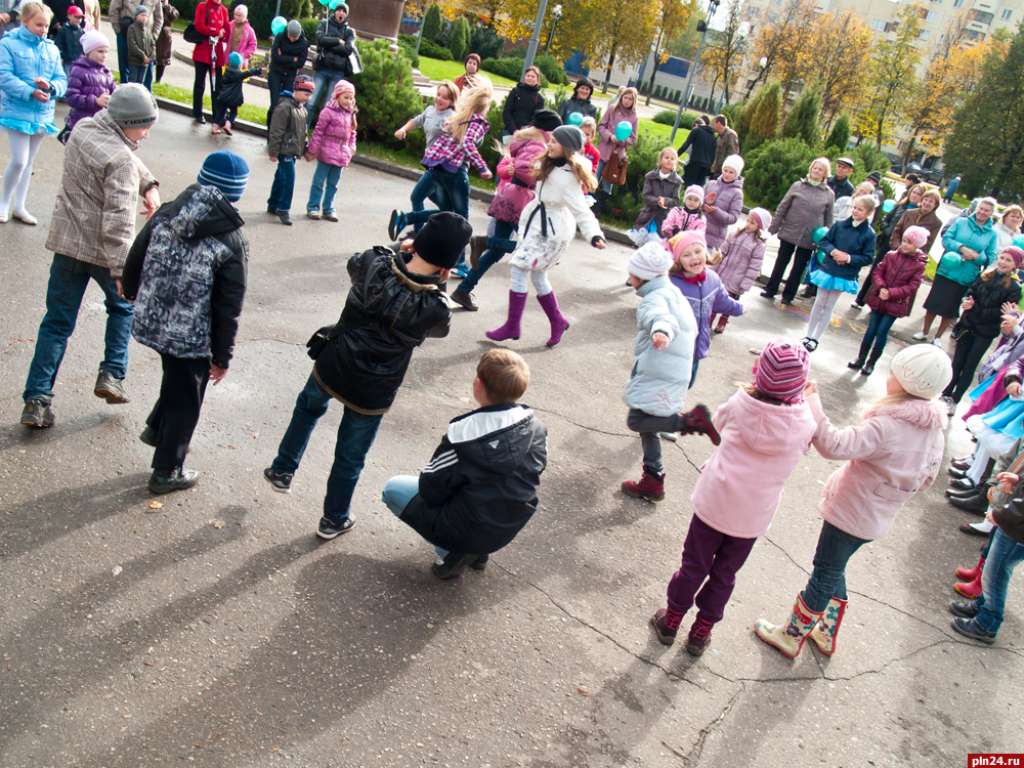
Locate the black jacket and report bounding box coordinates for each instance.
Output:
[400,404,548,555]
[312,248,450,414]
[314,16,354,75]
[503,82,544,136]
[270,31,309,76]
[827,175,855,200]
[957,273,1023,339]
[215,66,260,108]
[678,124,716,167]
[557,78,597,122]
[995,483,1024,543]
[54,21,83,63]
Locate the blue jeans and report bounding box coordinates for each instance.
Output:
[23,253,134,403]
[409,168,441,219]
[115,30,129,86]
[459,219,517,294]
[307,161,343,214]
[801,521,871,612]
[308,69,345,129]
[403,167,469,267]
[973,527,1024,634]
[382,474,447,558]
[267,156,296,213]
[127,63,152,88]
[863,310,897,356]
[271,374,383,525]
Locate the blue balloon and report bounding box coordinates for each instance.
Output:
[1013,235,1024,249]
[270,15,286,35]
[812,226,829,244]
[614,120,633,142]
[567,111,583,126]
[881,198,896,214]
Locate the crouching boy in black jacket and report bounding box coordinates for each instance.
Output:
[264,211,473,541]
[382,348,548,579]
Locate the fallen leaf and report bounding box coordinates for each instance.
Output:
[147,501,163,510]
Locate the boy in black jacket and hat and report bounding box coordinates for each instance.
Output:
[382,348,548,579]
[264,211,473,541]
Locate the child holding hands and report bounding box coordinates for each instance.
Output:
[305,79,357,221]
[709,207,771,334]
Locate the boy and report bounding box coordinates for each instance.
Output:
[212,51,262,136]
[126,4,154,87]
[264,211,473,541]
[382,349,548,579]
[121,150,250,494]
[267,75,313,225]
[54,5,84,80]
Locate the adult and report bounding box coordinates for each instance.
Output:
[854,182,925,307]
[189,0,228,124]
[944,174,961,203]
[761,157,835,305]
[20,83,160,428]
[154,0,177,82]
[309,1,356,129]
[827,156,855,201]
[81,0,99,30]
[995,204,1023,252]
[596,85,638,198]
[454,52,480,92]
[703,153,744,250]
[0,1,67,225]
[709,114,739,178]
[109,0,161,88]
[557,76,597,123]
[266,19,308,127]
[678,115,716,187]
[502,64,543,141]
[864,170,885,208]
[915,197,999,344]
[890,186,943,256]
[226,3,255,68]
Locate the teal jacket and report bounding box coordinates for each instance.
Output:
[0,26,67,133]
[938,214,998,286]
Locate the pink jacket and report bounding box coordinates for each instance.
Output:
[661,206,706,238]
[487,128,546,223]
[227,20,257,66]
[808,393,946,540]
[713,230,766,296]
[691,389,818,539]
[308,102,356,168]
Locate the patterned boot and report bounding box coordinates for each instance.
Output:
[754,594,824,660]
[485,291,528,342]
[809,597,847,656]
[537,291,571,347]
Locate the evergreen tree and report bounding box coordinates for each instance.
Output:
[448,16,470,60]
[422,4,444,44]
[825,112,851,151]
[780,88,821,146]
[744,82,781,151]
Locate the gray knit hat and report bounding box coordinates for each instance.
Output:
[552,125,584,155]
[133,4,148,15]
[286,19,302,37]
[107,83,158,128]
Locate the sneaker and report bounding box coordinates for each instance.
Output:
[20,399,54,428]
[148,467,200,495]
[317,516,355,540]
[950,616,996,645]
[452,264,470,280]
[801,337,819,353]
[263,466,293,493]
[387,209,403,241]
[323,211,339,222]
[431,552,478,580]
[307,210,321,220]
[450,288,478,311]
[948,599,979,619]
[911,331,929,341]
[94,371,129,404]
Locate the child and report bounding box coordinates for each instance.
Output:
[580,116,599,174]
[661,185,707,238]
[755,344,950,659]
[121,151,249,494]
[628,147,682,246]
[668,231,743,387]
[54,4,84,80]
[305,79,357,221]
[848,225,929,376]
[125,4,154,87]
[263,212,473,540]
[702,153,744,250]
[381,348,548,579]
[801,194,877,352]
[620,242,721,503]
[211,51,261,136]
[485,125,605,348]
[266,76,313,226]
[63,29,114,136]
[709,208,770,334]
[650,340,817,654]
[833,181,876,222]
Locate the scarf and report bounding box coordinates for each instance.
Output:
[681,270,707,284]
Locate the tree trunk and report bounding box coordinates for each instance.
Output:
[902,129,919,167]
[602,44,618,93]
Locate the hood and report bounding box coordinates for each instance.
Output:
[75,56,107,70]
[865,397,947,431]
[13,26,45,47]
[571,78,593,101]
[168,184,244,241]
[968,215,994,234]
[729,389,816,456]
[715,175,743,191]
[511,127,547,148]
[447,405,538,471]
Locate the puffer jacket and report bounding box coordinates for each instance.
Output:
[938,214,999,286]
[267,95,307,157]
[703,175,743,249]
[54,22,84,63]
[670,267,743,360]
[958,272,1023,339]
[487,127,546,223]
[597,103,637,162]
[661,205,705,238]
[634,169,682,229]
[399,404,548,556]
[770,179,835,250]
[312,248,451,415]
[815,217,876,280]
[226,19,256,65]
[214,66,259,109]
[269,31,308,77]
[314,16,355,75]
[0,26,67,130]
[308,101,357,167]
[65,54,114,130]
[866,248,926,318]
[891,207,942,253]
[713,230,766,296]
[502,82,543,136]
[122,184,247,367]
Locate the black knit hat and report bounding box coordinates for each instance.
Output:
[531,109,562,132]
[413,212,473,269]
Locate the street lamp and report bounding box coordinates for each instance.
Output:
[544,3,563,53]
[745,55,767,99]
[521,0,551,80]
[670,0,721,144]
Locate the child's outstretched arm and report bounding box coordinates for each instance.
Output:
[807,391,886,461]
[712,283,744,318]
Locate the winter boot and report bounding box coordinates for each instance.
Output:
[955,555,985,582]
[860,347,883,377]
[685,616,715,657]
[650,608,680,645]
[485,291,528,342]
[713,314,729,334]
[679,404,721,445]
[809,597,847,656]
[847,337,872,371]
[955,569,984,600]
[754,594,824,660]
[537,291,570,347]
[621,470,665,502]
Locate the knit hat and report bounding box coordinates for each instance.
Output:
[228,51,242,69]
[198,150,249,202]
[332,79,355,99]
[286,19,302,37]
[867,171,882,184]
[721,154,744,174]
[81,29,109,54]
[668,229,706,261]
[107,83,158,128]
[552,125,584,155]
[334,1,348,12]
[413,212,473,269]
[902,225,929,248]
[890,344,952,400]
[133,4,148,16]
[531,109,562,133]
[628,241,674,281]
[1005,246,1024,268]
[293,76,314,93]
[754,340,810,403]
[749,207,771,231]
[683,184,704,205]
[66,5,83,17]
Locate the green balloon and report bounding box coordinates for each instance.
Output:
[812,226,829,243]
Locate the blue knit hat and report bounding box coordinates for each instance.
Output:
[228,51,242,69]
[198,151,249,202]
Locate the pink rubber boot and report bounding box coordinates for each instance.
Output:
[485,291,528,341]
[537,290,570,347]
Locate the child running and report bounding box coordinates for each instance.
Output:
[212,51,261,136]
[63,30,114,139]
[661,185,707,238]
[266,76,313,226]
[305,79,356,221]
[650,340,817,655]
[627,147,682,247]
[709,208,770,335]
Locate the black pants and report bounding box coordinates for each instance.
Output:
[855,244,889,306]
[213,101,237,127]
[266,69,295,127]
[683,162,710,187]
[764,239,813,303]
[192,62,222,119]
[945,331,995,403]
[147,354,210,471]
[156,63,166,82]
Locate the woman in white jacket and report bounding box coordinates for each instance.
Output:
[486,125,606,348]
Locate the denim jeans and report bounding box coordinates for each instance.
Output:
[267,156,296,212]
[627,408,683,476]
[307,161,343,214]
[266,69,296,126]
[801,521,871,612]
[115,29,129,86]
[863,311,897,356]
[409,168,441,217]
[973,527,1024,634]
[308,69,345,129]
[403,167,469,228]
[382,474,447,558]
[126,63,151,87]
[459,219,517,294]
[23,253,134,403]
[271,374,383,525]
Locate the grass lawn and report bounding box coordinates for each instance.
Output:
[417,56,518,89]
[639,118,685,147]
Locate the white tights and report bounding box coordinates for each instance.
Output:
[509,264,552,296]
[1,130,46,215]
[807,289,843,341]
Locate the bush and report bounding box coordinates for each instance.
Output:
[419,38,453,60]
[300,17,320,44]
[744,137,818,209]
[422,3,444,44]
[282,0,313,20]
[534,53,567,85]
[481,56,524,82]
[653,108,701,127]
[448,16,470,62]
[780,88,821,146]
[720,101,743,131]
[398,34,419,68]
[825,113,850,151]
[469,24,503,60]
[741,82,781,153]
[353,38,424,145]
[604,135,665,222]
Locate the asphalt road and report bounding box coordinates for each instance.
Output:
[0,109,1020,768]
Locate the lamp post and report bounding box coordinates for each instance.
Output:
[544,3,562,53]
[521,0,550,80]
[746,55,767,99]
[669,0,720,144]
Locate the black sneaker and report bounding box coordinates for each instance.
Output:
[950,616,996,645]
[20,398,55,429]
[387,209,402,241]
[263,466,293,493]
[949,599,979,619]
[317,516,355,540]
[148,467,200,495]
[431,552,478,580]
[94,371,129,404]
[470,554,489,571]
[450,288,478,311]
[140,426,158,447]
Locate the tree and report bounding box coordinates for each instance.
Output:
[644,0,698,105]
[590,0,660,92]
[448,16,471,60]
[744,137,818,208]
[803,12,872,128]
[825,112,850,151]
[747,0,818,96]
[701,0,747,104]
[422,3,444,44]
[780,87,821,145]
[742,81,781,151]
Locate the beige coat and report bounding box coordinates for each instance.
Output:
[109,0,163,37]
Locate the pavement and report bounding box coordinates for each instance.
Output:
[1,107,1021,768]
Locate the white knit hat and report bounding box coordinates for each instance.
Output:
[749,207,772,231]
[890,345,952,400]
[722,154,744,174]
[628,241,674,281]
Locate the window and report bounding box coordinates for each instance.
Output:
[1002,8,1013,19]
[870,18,887,30]
[969,9,994,23]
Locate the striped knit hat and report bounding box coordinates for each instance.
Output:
[198,151,249,202]
[754,340,810,403]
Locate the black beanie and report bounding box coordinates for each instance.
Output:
[531,109,562,132]
[413,212,473,269]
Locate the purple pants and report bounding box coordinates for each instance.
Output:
[666,515,757,624]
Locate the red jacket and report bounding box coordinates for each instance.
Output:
[866,248,926,318]
[190,0,229,66]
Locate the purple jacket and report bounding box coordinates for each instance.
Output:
[703,176,743,249]
[65,54,114,130]
[670,268,744,360]
[307,102,357,168]
[712,230,765,295]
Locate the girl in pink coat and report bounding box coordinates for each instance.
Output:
[661,184,707,238]
[650,340,818,656]
[755,344,951,660]
[305,80,357,221]
[709,207,770,334]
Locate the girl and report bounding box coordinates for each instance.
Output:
[709,207,771,334]
[628,147,682,246]
[211,51,261,136]
[595,86,637,200]
[0,1,67,225]
[801,194,877,352]
[305,79,357,221]
[485,125,606,348]
[702,153,744,250]
[853,182,926,308]
[755,344,951,659]
[579,116,599,174]
[661,185,707,238]
[63,29,113,136]
[650,340,817,655]
[226,3,256,68]
[848,225,929,376]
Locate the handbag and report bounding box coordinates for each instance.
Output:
[183,3,210,44]
[348,40,361,75]
[601,151,628,186]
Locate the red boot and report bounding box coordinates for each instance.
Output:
[955,571,984,599]
[486,290,527,341]
[955,555,984,581]
[679,404,721,445]
[685,616,714,657]
[622,470,665,502]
